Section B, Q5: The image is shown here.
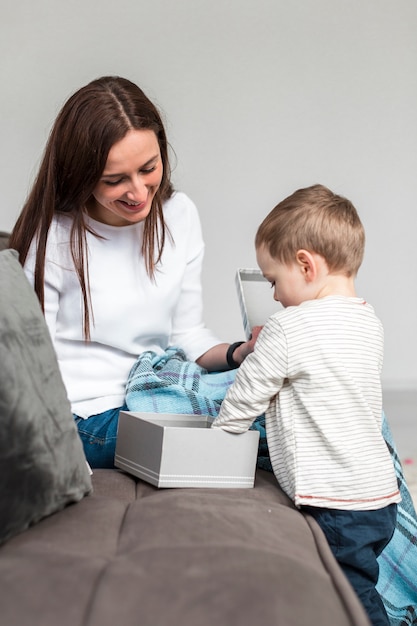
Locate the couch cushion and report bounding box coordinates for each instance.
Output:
[0,469,370,626]
[0,249,92,545]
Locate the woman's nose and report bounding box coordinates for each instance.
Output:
[126,176,146,201]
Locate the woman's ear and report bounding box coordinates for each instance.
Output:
[295,249,317,282]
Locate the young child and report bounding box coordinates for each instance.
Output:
[212,184,401,626]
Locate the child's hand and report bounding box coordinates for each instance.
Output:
[249,325,263,344]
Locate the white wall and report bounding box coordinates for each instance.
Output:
[1,0,416,390]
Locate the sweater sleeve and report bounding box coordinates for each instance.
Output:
[212,317,287,432]
[23,235,63,344]
[167,194,222,360]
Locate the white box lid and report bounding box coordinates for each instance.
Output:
[236,268,282,339]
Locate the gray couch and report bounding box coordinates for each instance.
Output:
[0,468,371,626]
[0,231,10,251]
[0,232,370,626]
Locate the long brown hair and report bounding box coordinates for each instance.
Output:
[10,76,174,338]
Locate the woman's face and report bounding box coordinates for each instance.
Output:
[89,129,163,226]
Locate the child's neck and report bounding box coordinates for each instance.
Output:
[315,274,357,299]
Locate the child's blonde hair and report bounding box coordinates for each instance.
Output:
[255,184,365,277]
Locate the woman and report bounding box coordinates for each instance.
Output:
[10,76,254,467]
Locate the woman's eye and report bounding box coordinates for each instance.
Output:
[270,281,275,289]
[141,166,156,174]
[103,179,123,186]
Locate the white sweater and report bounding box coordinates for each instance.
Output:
[213,296,401,511]
[24,192,221,417]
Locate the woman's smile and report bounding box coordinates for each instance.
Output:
[118,198,147,211]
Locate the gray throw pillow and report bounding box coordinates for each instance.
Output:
[0,249,92,545]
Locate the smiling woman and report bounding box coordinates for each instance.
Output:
[8,76,258,468]
[90,129,163,226]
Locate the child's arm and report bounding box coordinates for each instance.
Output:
[212,317,286,433]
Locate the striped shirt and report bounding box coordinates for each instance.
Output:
[213,296,401,510]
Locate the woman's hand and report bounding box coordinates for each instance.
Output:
[232,325,263,366]
[196,326,263,372]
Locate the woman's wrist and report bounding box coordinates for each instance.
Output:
[226,341,245,369]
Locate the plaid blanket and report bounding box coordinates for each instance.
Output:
[126,347,237,416]
[376,416,417,626]
[126,348,417,625]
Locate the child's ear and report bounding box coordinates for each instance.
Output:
[296,249,317,282]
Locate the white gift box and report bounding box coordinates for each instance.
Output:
[115,411,259,488]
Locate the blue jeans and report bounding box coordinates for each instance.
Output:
[74,404,127,468]
[301,503,397,626]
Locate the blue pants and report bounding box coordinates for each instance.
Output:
[301,504,397,626]
[74,404,127,468]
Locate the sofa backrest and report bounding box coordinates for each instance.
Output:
[0,232,10,251]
